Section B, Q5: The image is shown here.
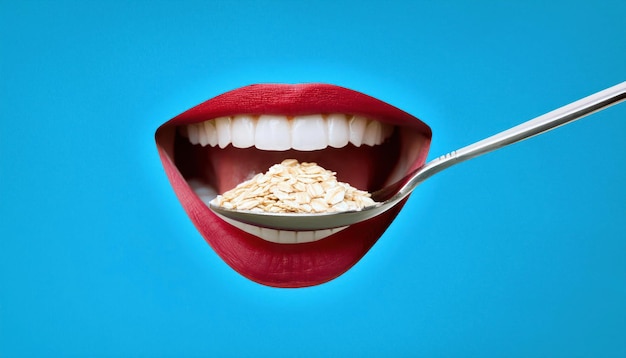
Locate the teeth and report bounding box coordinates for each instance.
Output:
[204,120,218,147]
[188,122,200,145]
[231,115,256,148]
[188,178,218,198]
[362,120,382,146]
[348,115,368,147]
[180,113,393,150]
[291,114,328,150]
[197,122,209,146]
[327,114,350,148]
[255,115,292,150]
[215,117,232,149]
[191,181,347,243]
[223,215,348,244]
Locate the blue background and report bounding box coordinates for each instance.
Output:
[1,1,625,356]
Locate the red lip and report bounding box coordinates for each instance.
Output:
[155,83,432,287]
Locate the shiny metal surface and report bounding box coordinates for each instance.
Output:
[210,81,626,231]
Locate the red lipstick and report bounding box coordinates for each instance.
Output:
[155,84,431,287]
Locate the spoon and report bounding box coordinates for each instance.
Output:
[210,81,626,231]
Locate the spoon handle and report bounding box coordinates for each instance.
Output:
[389,81,626,201]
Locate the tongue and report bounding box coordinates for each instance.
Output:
[179,138,401,195]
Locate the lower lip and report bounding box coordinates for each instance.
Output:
[174,165,410,287]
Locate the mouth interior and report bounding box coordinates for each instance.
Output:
[160,113,429,244]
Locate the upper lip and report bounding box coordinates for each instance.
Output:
[155,83,432,287]
[159,83,433,131]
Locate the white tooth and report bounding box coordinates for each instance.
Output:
[215,117,232,149]
[362,120,382,146]
[241,222,262,238]
[349,115,368,147]
[330,226,348,235]
[259,227,280,243]
[204,120,218,147]
[188,178,204,191]
[278,230,297,244]
[188,123,200,145]
[198,122,210,147]
[314,229,334,241]
[198,193,215,204]
[255,115,291,150]
[296,231,315,243]
[188,179,217,199]
[291,114,328,150]
[326,114,349,148]
[231,115,256,148]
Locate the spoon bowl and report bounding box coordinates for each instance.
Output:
[210,81,626,231]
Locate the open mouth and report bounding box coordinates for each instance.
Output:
[155,84,432,287]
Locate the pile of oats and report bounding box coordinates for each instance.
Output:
[210,159,377,213]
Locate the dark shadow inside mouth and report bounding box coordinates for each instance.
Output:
[173,129,402,195]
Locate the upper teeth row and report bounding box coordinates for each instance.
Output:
[180,114,394,151]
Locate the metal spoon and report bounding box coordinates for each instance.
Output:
[210,81,626,231]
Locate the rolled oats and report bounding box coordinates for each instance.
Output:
[211,159,377,213]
